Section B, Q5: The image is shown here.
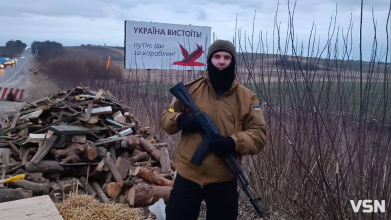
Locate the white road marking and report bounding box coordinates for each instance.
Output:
[0,58,29,86]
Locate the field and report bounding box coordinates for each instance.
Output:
[34,12,391,217]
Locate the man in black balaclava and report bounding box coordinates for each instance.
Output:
[206,40,237,99]
[162,40,268,220]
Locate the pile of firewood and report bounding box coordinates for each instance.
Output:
[0,86,174,207]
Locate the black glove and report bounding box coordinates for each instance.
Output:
[176,113,202,133]
[210,135,236,157]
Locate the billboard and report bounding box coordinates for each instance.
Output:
[125,20,211,70]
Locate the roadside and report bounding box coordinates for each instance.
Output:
[0,58,60,122]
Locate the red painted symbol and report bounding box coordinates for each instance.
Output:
[172,43,205,67]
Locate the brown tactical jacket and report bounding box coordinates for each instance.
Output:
[160,72,267,186]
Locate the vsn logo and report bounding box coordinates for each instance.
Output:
[350,200,386,213]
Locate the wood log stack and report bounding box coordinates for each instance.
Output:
[0,86,175,207]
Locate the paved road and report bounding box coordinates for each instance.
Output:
[0,48,32,86]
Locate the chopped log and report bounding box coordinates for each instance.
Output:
[138,138,176,171]
[26,172,50,183]
[50,178,78,194]
[139,137,160,161]
[105,152,123,187]
[136,167,173,187]
[105,119,123,128]
[103,182,121,198]
[116,157,132,179]
[1,148,11,172]
[116,116,127,124]
[160,147,171,174]
[126,187,136,206]
[83,116,99,124]
[22,148,31,165]
[129,152,149,163]
[49,125,107,135]
[83,141,97,160]
[92,182,109,203]
[10,112,21,129]
[96,158,106,172]
[0,188,33,203]
[25,161,64,173]
[23,126,29,137]
[8,179,51,195]
[105,147,116,182]
[21,109,43,120]
[85,102,93,121]
[79,176,97,196]
[1,149,10,187]
[19,145,26,161]
[123,112,132,123]
[103,163,110,172]
[129,165,141,176]
[30,135,58,164]
[133,182,172,207]
[110,147,116,161]
[72,135,86,144]
[112,111,122,119]
[94,89,104,100]
[152,168,175,178]
[115,127,134,137]
[113,111,126,124]
[53,143,84,165]
[89,106,112,115]
[94,136,127,146]
[126,136,140,149]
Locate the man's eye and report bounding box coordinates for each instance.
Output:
[214,55,220,59]
[224,56,231,60]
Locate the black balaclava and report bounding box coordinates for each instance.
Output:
[207,51,236,99]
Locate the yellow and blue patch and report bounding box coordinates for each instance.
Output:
[253,106,261,111]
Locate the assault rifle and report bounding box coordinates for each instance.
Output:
[169,82,264,218]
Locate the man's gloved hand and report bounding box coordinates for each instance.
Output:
[210,135,236,157]
[176,113,203,133]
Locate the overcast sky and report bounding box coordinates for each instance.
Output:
[1,0,389,60]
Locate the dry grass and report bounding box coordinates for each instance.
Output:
[56,192,145,220]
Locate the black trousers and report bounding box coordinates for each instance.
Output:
[166,174,238,220]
